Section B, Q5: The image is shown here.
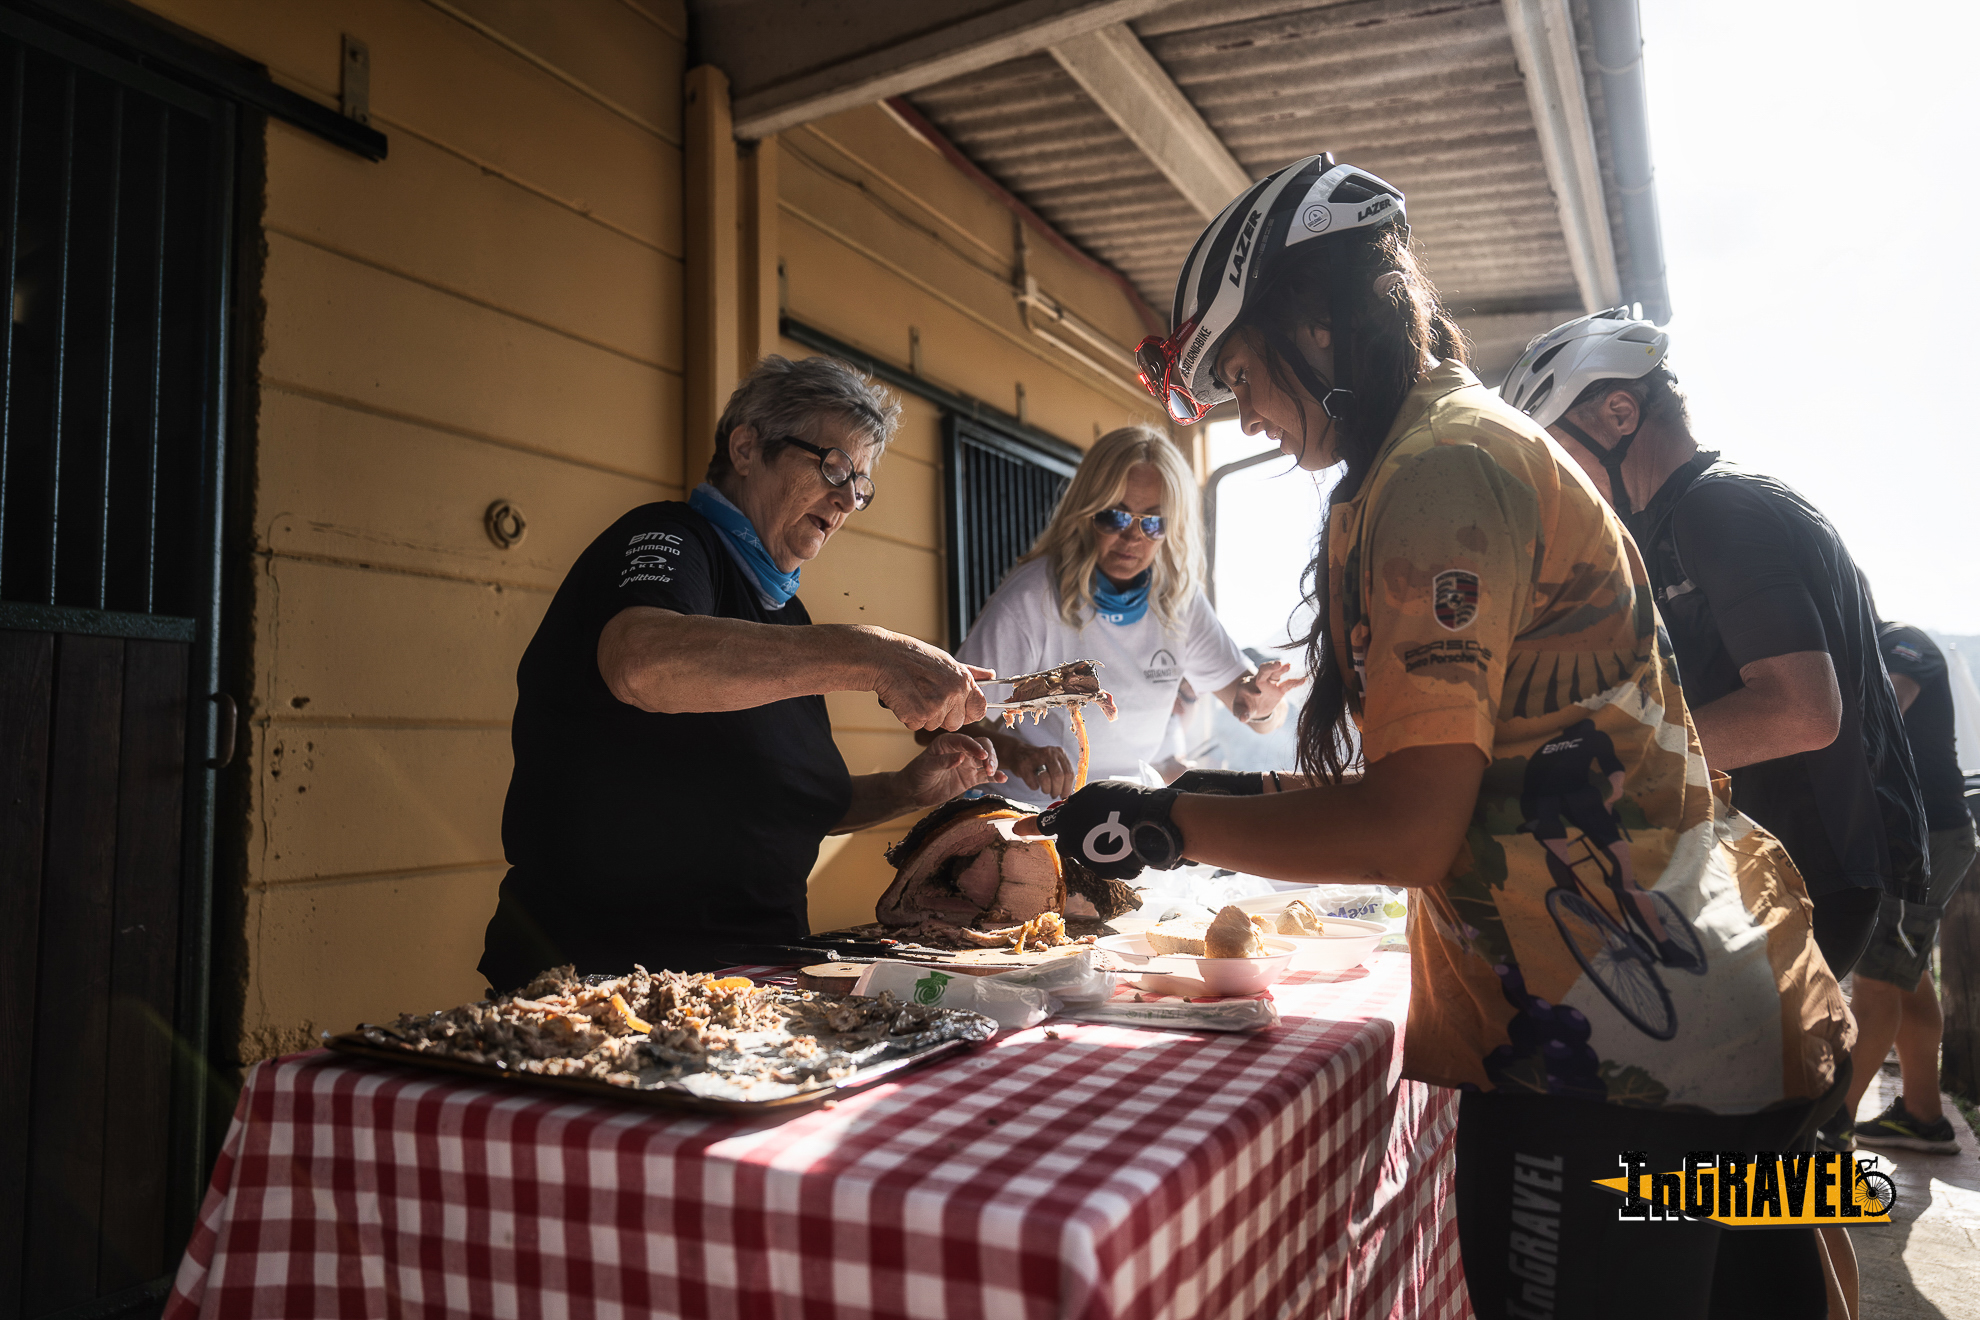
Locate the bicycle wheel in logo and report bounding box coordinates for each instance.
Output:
[1547,887,1677,1040]
[1856,1168,1897,1216]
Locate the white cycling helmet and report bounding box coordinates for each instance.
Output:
[1503,307,1672,517]
[1135,153,1407,425]
[1501,307,1669,431]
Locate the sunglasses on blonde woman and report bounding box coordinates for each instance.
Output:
[1092,508,1165,540]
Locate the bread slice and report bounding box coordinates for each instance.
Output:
[1145,918,1211,956]
[1275,900,1327,937]
[1204,905,1266,959]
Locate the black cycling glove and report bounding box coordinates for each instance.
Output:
[1170,768,1267,796]
[1035,783,1184,880]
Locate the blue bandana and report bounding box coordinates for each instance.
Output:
[690,483,801,610]
[1091,570,1151,626]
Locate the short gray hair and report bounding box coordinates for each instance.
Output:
[708,355,903,483]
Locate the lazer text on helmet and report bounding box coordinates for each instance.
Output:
[1227,210,1262,287]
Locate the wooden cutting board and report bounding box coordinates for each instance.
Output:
[796,964,867,994]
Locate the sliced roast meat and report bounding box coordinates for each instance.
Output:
[1061,859,1142,922]
[1008,660,1102,704]
[882,792,1031,870]
[876,794,1065,929]
[997,660,1120,723]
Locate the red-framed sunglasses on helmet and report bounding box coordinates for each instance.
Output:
[1134,317,1215,425]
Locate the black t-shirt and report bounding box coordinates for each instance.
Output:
[1880,624,1968,830]
[1627,456,1928,902]
[496,502,851,966]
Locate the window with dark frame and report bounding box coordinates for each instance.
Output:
[942,413,1078,650]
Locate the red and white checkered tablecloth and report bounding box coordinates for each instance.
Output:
[166,951,1468,1320]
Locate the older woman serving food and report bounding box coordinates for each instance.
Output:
[480,356,1004,991]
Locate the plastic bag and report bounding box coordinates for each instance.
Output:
[978,949,1113,1004]
[1064,994,1280,1033]
[1124,862,1280,925]
[850,961,1053,1028]
[1299,884,1409,948]
[851,952,1116,1029]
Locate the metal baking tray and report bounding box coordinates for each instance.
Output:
[324,1003,993,1117]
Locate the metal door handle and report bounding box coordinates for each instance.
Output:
[208,693,238,769]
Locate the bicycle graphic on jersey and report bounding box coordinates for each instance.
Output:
[1520,719,1707,1041]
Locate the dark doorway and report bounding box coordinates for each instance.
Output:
[0,6,234,1317]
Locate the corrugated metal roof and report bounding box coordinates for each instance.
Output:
[908,0,1641,379]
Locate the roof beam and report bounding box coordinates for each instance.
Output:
[1047,24,1251,221]
[723,0,1181,141]
[1501,0,1622,313]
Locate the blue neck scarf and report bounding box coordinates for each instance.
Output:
[1091,569,1151,626]
[690,483,801,610]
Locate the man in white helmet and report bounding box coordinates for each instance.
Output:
[1505,312,1929,1154]
[1509,316,1933,1315]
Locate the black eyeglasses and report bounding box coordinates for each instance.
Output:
[1092,508,1165,540]
[779,436,876,510]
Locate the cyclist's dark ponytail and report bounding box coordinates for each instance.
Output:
[1233,223,1466,782]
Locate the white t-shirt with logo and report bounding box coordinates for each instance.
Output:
[956,556,1250,805]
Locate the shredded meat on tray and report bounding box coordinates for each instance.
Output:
[356,965,995,1095]
[360,966,785,1087]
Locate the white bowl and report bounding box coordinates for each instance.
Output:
[1093,933,1298,995]
[1262,916,1386,973]
[1229,887,1322,916]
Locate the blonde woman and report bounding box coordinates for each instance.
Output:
[953,424,1303,803]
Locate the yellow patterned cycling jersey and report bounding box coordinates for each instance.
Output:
[1331,361,1850,1112]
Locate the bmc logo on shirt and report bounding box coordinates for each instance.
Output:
[1144,648,1182,684]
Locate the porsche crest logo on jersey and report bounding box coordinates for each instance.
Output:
[1433,569,1480,631]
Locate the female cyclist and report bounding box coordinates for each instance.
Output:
[948,424,1301,803]
[1021,154,1853,1318]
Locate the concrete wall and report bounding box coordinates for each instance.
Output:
[130,1,1167,1061]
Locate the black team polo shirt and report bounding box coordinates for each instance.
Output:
[1628,456,1927,903]
[480,502,851,992]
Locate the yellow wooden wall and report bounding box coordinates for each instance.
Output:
[130,0,688,1060]
[124,2,1168,1060]
[771,106,1171,931]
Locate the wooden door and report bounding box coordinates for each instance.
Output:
[2,628,191,1313]
[0,6,234,1315]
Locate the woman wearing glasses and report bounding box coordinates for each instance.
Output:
[951,424,1302,804]
[481,355,1006,990]
[1024,156,1854,1318]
